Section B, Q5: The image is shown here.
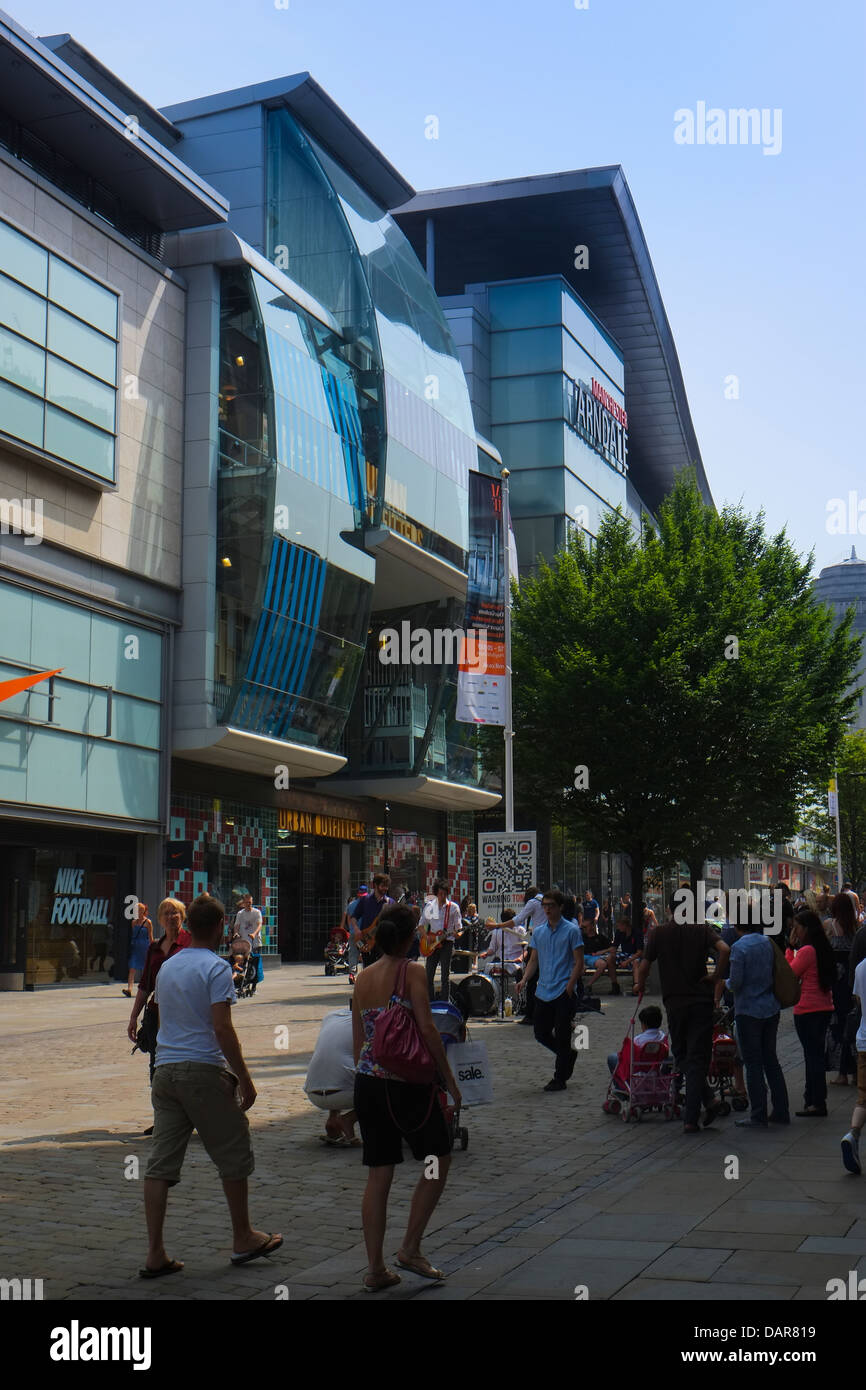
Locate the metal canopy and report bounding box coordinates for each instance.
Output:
[393,167,712,515]
[0,15,227,232]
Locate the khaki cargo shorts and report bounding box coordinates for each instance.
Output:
[145,1062,254,1185]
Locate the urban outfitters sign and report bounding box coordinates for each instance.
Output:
[278,810,366,841]
[567,377,628,475]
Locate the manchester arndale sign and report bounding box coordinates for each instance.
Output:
[567,377,628,476]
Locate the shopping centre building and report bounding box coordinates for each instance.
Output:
[0,11,713,983]
[393,173,714,902]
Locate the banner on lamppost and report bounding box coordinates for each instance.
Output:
[829,778,838,816]
[457,472,508,726]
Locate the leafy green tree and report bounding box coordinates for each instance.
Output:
[503,471,862,930]
[804,731,866,888]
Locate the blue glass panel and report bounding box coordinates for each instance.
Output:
[0,219,48,294]
[0,377,44,447]
[47,306,117,384]
[0,723,28,801]
[488,280,561,331]
[25,727,88,810]
[85,742,160,819]
[49,258,118,338]
[89,615,162,700]
[110,695,161,749]
[0,662,34,717]
[490,373,565,424]
[564,428,629,504]
[30,596,91,681]
[513,515,557,568]
[0,584,33,663]
[0,325,45,396]
[491,326,562,377]
[44,406,115,481]
[46,357,115,432]
[491,420,566,471]
[505,468,566,517]
[0,273,47,344]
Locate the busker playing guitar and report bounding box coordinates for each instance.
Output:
[350,873,394,968]
[421,880,462,1002]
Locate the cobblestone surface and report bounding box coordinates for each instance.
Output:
[2,966,863,1301]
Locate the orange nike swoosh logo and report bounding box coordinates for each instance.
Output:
[0,669,63,703]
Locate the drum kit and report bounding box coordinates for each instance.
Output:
[449,932,523,1018]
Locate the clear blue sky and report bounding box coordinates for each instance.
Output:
[11,0,865,575]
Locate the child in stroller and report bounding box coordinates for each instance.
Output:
[430,1001,470,1151]
[603,1002,679,1122]
[324,924,353,979]
[229,935,258,999]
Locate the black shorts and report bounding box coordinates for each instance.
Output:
[354,1072,452,1168]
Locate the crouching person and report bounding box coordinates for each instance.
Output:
[140,892,282,1277]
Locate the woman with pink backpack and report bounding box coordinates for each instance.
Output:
[351,903,461,1292]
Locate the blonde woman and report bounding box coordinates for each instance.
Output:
[127,899,189,1133]
[123,900,153,997]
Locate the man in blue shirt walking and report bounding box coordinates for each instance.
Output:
[518,890,585,1091]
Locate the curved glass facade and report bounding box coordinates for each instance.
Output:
[341,598,479,783]
[215,265,375,748]
[266,109,475,567]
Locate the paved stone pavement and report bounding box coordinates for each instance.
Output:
[3,965,865,1302]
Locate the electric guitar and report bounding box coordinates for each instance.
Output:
[419,900,458,958]
[419,931,445,958]
[355,897,394,954]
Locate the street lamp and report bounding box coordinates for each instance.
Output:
[383,802,391,874]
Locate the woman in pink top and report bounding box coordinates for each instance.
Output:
[788,910,836,1116]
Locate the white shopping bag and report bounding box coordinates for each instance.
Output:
[449,1040,493,1106]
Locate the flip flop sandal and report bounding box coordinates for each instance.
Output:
[363,1270,401,1292]
[139,1259,184,1279]
[318,1134,343,1145]
[395,1255,445,1280]
[230,1234,283,1266]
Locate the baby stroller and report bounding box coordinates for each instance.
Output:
[603,998,679,1122]
[324,936,353,979]
[707,1005,748,1113]
[229,938,258,1000]
[430,1001,470,1152]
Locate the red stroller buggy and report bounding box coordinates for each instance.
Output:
[707,1005,749,1114]
[603,996,679,1122]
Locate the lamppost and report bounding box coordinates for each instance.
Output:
[383,802,391,874]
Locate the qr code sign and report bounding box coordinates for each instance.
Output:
[478,834,536,915]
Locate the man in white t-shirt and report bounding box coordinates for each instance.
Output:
[478,924,526,977]
[231,894,263,950]
[841,956,866,1174]
[304,1008,358,1145]
[141,893,282,1277]
[422,879,462,1001]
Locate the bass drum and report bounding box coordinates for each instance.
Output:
[451,972,496,1018]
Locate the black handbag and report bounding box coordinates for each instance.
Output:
[134,998,159,1055]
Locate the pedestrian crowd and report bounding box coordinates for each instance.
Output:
[121,868,866,1292]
